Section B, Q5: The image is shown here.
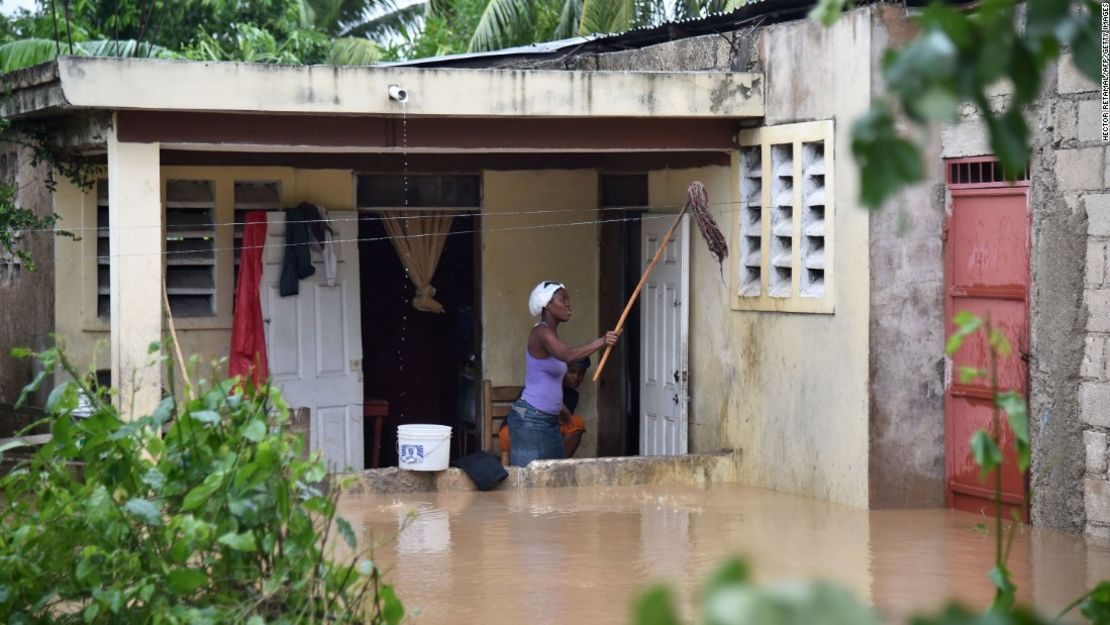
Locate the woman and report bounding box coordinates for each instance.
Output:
[507,281,620,466]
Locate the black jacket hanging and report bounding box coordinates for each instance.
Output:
[279,203,319,297]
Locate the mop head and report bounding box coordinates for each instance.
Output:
[687,181,729,275]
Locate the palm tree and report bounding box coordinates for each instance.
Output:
[463,0,747,52]
[0,38,177,74]
[301,0,426,41]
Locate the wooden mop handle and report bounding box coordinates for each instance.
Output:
[593,207,687,383]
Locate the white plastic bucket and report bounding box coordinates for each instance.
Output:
[397,424,452,471]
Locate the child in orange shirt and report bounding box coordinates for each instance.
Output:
[499,357,589,459]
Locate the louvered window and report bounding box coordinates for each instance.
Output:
[164,180,216,317]
[96,180,110,318]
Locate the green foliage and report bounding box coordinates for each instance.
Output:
[0,38,179,73]
[631,558,879,625]
[183,21,331,64]
[817,0,1101,208]
[0,182,62,272]
[0,345,401,624]
[944,312,1035,617]
[632,558,1107,625]
[996,391,1029,472]
[578,0,634,35]
[0,0,412,66]
[946,310,984,355]
[1079,582,1110,624]
[970,429,1002,477]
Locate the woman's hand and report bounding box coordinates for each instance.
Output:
[603,329,622,347]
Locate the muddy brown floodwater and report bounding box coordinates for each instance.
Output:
[337,483,1110,624]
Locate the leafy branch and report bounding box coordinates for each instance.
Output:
[0,342,407,623]
[946,310,1030,613]
[0,119,91,271]
[811,0,1100,208]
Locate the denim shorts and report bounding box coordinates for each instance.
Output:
[506,399,565,467]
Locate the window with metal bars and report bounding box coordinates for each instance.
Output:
[946,158,1030,188]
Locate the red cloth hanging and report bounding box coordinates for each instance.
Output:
[229,211,269,387]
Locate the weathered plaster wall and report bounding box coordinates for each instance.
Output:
[52,165,355,396]
[480,169,600,457]
[721,8,872,507]
[0,145,55,424]
[645,3,873,509]
[529,8,877,505]
[867,6,947,508]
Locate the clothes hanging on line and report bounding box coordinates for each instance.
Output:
[279,202,336,296]
[229,211,269,386]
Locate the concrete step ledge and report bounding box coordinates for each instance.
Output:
[338,451,742,496]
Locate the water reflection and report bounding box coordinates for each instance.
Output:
[337,483,1110,624]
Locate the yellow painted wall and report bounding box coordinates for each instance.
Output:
[640,9,874,508]
[480,170,601,457]
[53,166,355,389]
[651,131,869,504]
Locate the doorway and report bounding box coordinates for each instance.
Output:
[356,174,481,468]
[943,157,1030,519]
[598,174,646,457]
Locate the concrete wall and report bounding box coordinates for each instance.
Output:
[1060,55,1110,538]
[52,165,355,392]
[735,9,872,506]
[480,169,601,457]
[497,7,880,504]
[0,145,55,424]
[638,8,875,508]
[1029,57,1091,534]
[867,6,947,508]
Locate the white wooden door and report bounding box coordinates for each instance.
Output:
[640,215,690,456]
[261,211,364,471]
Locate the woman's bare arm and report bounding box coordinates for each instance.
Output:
[531,325,619,363]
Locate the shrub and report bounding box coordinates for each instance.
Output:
[0,346,404,625]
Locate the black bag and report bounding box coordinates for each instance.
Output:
[452,451,508,491]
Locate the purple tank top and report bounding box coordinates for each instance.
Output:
[521,342,568,416]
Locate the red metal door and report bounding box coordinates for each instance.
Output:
[944,158,1030,519]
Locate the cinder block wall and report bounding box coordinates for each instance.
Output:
[1065,54,1110,538]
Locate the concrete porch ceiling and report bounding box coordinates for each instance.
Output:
[2,56,764,120]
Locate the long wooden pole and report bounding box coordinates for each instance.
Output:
[593,205,687,382]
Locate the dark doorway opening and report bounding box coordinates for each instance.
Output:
[358,212,478,468]
[597,174,646,457]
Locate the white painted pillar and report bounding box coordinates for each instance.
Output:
[107,121,162,418]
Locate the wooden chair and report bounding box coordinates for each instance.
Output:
[482,381,522,466]
[364,399,389,469]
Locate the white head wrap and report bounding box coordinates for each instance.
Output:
[529,281,565,317]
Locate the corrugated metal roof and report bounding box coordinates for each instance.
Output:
[383,0,794,68]
[379,36,592,67]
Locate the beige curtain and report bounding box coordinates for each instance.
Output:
[380,211,456,314]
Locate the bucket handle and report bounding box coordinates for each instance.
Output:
[396,436,450,464]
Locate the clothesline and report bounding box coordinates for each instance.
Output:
[80,207,757,263]
[15,199,752,235]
